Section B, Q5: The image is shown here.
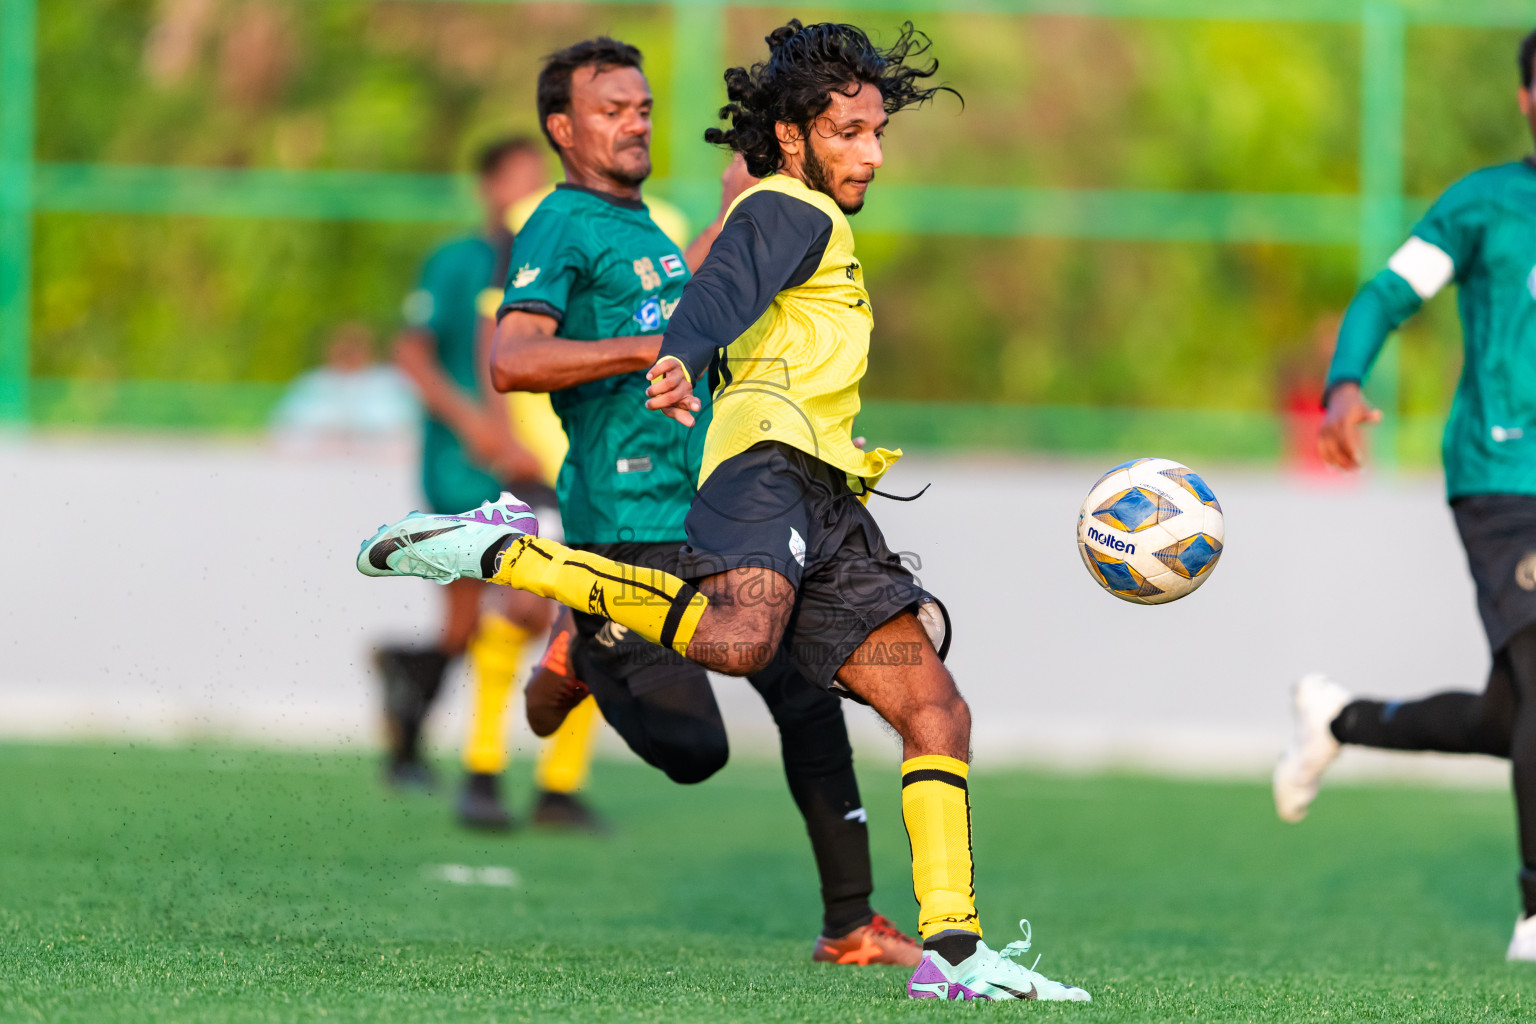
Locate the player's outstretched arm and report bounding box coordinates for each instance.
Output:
[490,311,662,393]
[395,327,527,475]
[1317,382,1381,471]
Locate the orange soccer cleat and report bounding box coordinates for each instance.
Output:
[525,618,591,738]
[812,913,922,966]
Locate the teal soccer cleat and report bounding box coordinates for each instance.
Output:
[906,921,1091,1002]
[357,493,539,585]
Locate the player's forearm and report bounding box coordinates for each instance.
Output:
[394,332,484,434]
[1324,270,1423,402]
[491,330,661,393]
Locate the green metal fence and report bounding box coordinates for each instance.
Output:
[2,0,1534,458]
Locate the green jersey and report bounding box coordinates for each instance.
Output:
[497,184,709,545]
[1330,159,1536,499]
[403,234,502,513]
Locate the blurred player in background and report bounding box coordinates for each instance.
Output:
[378,136,602,832]
[486,36,919,965]
[1274,27,1536,961]
[360,23,1091,999]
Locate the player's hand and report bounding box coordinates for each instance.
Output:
[492,437,544,484]
[464,412,540,481]
[1317,382,1381,471]
[644,357,701,426]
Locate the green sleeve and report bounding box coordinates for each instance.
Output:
[496,207,586,327]
[1410,173,1487,273]
[1324,270,1423,398]
[1324,173,1487,400]
[402,245,455,338]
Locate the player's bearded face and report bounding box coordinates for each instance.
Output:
[799,82,887,215]
[568,65,653,188]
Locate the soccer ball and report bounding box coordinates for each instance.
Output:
[1076,457,1224,605]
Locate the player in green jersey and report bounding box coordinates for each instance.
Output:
[380,137,602,832]
[1274,27,1536,961]
[482,36,921,964]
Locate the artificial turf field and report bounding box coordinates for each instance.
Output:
[1,743,1533,1023]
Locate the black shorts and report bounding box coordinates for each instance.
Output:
[675,441,947,693]
[1453,494,1536,653]
[567,540,854,783]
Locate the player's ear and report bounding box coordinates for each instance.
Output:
[547,113,575,152]
[1520,88,1535,118]
[775,121,803,158]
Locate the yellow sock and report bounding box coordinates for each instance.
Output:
[901,754,982,940]
[491,536,707,655]
[534,694,600,794]
[462,613,533,775]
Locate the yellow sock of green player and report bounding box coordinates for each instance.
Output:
[534,694,600,794]
[462,613,532,776]
[901,754,983,940]
[491,536,707,656]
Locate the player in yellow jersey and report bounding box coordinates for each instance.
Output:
[359,22,1088,999]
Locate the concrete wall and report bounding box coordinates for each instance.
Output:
[0,435,1505,783]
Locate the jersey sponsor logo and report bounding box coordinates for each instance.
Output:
[660,253,685,278]
[633,257,662,290]
[634,296,663,331]
[1086,525,1135,555]
[616,456,652,474]
[789,527,807,567]
[1527,264,1536,301]
[512,264,540,288]
[1492,425,1525,442]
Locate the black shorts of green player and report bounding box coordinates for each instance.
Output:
[1330,497,1536,912]
[1312,33,1536,926]
[564,541,879,937]
[676,441,950,698]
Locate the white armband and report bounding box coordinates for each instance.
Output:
[1386,236,1455,301]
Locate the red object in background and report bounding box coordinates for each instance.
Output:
[1280,313,1343,478]
[1283,381,1327,475]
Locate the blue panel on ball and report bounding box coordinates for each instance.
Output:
[1159,466,1222,511]
[1153,533,1224,580]
[1176,534,1220,576]
[1092,554,1139,593]
[1093,486,1177,533]
[1085,548,1162,597]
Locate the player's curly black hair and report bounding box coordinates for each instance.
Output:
[704,20,958,178]
[1520,27,1536,89]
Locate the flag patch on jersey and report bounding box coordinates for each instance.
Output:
[660,254,685,278]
